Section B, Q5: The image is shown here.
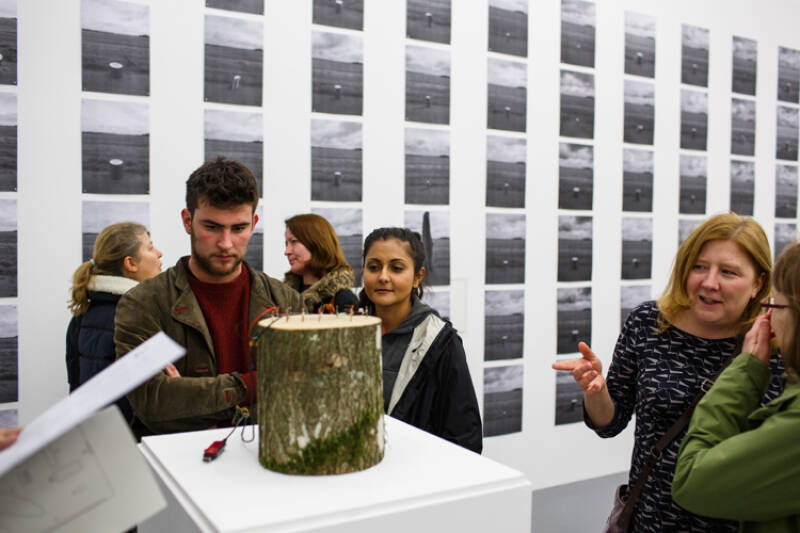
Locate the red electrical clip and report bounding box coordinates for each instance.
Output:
[203,439,227,462]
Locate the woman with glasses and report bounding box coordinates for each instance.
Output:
[553,213,784,532]
[673,241,800,532]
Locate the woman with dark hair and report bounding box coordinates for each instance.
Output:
[284,213,358,312]
[359,227,482,453]
[66,222,162,422]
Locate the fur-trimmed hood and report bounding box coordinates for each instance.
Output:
[284,267,354,310]
[88,274,138,295]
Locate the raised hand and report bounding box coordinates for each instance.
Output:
[552,341,606,394]
[165,363,181,378]
[742,311,772,365]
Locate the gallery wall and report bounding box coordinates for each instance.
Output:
[3,0,799,491]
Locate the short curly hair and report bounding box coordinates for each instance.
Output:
[186,157,259,215]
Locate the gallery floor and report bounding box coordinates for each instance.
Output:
[531,471,627,532]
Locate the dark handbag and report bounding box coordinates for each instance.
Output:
[604,484,630,533]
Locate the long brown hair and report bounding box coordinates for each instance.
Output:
[284,214,351,279]
[68,222,146,315]
[773,241,800,374]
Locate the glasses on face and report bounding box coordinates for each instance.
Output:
[761,297,790,311]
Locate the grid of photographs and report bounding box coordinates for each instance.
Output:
[727,36,759,217]
[775,46,800,248]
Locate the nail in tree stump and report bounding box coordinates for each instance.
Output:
[257,314,385,475]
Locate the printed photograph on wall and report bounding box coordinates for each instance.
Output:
[486,213,525,284]
[775,222,797,261]
[775,164,798,219]
[621,217,652,280]
[622,148,653,212]
[82,98,148,195]
[311,207,362,284]
[0,91,15,192]
[422,289,449,321]
[0,0,17,87]
[311,118,362,202]
[205,108,263,195]
[679,218,701,245]
[0,409,16,426]
[406,44,450,124]
[407,0,450,44]
[557,215,592,282]
[487,57,526,132]
[207,0,264,15]
[486,135,525,208]
[730,160,755,216]
[560,70,594,139]
[621,284,650,325]
[623,79,654,145]
[243,205,263,271]
[483,364,522,437]
[555,366,582,425]
[0,305,16,403]
[405,127,449,205]
[205,14,263,106]
[404,210,450,286]
[82,0,149,96]
[777,46,800,104]
[313,0,362,30]
[557,286,591,354]
[484,290,524,361]
[560,0,595,68]
[312,31,363,115]
[679,154,707,215]
[624,11,655,78]
[731,98,756,156]
[776,106,799,161]
[731,36,757,96]
[488,0,528,58]
[82,200,149,261]
[680,89,708,151]
[0,199,15,298]
[681,24,709,87]
[558,142,593,210]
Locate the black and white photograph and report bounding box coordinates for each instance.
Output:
[775,164,798,219]
[731,36,757,96]
[405,210,449,286]
[560,0,595,68]
[82,98,148,194]
[207,0,263,15]
[312,31,363,115]
[422,290,449,321]
[622,148,653,212]
[624,11,655,78]
[487,57,526,132]
[0,91,15,192]
[486,135,525,208]
[557,215,592,282]
[243,205,263,271]
[623,79,654,145]
[311,118,362,202]
[407,0,450,44]
[776,105,799,161]
[557,286,591,355]
[483,364,523,437]
[488,0,528,58]
[555,366,583,425]
[0,409,16,426]
[82,0,149,96]
[486,213,525,284]
[775,223,797,261]
[679,154,707,215]
[0,305,17,403]
[205,109,263,195]
[731,98,756,156]
[560,70,594,139]
[0,0,16,86]
[0,199,15,298]
[313,0,362,30]
[679,218,701,245]
[406,45,450,124]
[778,46,800,104]
[621,217,652,280]
[621,285,650,325]
[730,160,755,216]
[82,200,149,261]
[311,207,362,284]
[681,24,709,87]
[405,127,449,205]
[558,142,593,210]
[680,89,708,151]
[205,14,262,106]
[484,290,524,361]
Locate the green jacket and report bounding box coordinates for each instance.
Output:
[673,353,800,533]
[114,258,301,434]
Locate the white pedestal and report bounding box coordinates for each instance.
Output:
[139,417,531,533]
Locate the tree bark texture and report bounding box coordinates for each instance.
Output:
[257,314,385,475]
